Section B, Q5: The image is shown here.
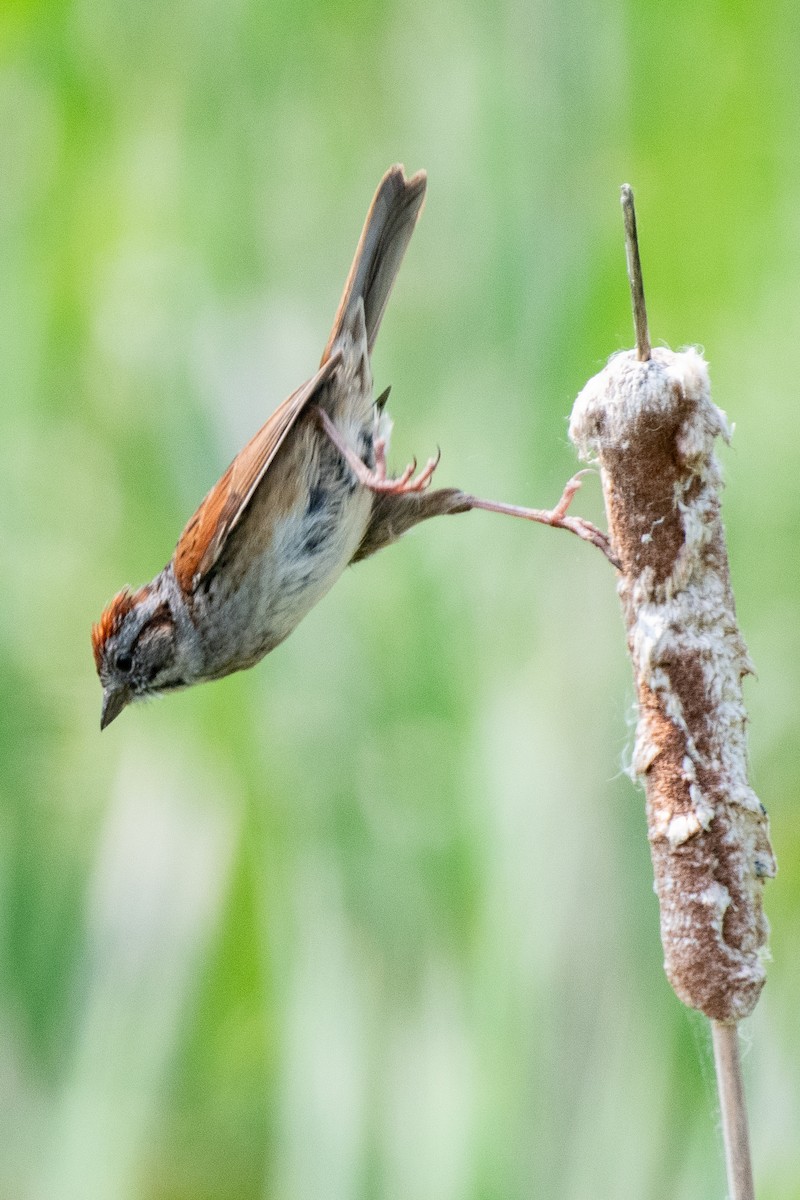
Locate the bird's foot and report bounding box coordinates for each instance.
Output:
[316,406,440,495]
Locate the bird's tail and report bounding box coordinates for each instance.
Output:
[321,165,426,364]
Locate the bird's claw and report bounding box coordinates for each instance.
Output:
[316,407,440,495]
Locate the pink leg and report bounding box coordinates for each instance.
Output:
[461,472,621,568]
[317,406,618,567]
[316,406,440,495]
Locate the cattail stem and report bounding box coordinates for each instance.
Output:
[621,184,651,361]
[712,1022,755,1200]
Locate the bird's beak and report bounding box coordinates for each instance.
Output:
[101,687,131,730]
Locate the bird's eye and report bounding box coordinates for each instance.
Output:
[116,653,133,673]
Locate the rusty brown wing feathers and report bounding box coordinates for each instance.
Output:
[173,353,341,592]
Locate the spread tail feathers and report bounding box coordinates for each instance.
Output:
[321,165,426,364]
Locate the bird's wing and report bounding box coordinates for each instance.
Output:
[173,352,341,592]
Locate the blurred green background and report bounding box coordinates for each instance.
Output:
[1,0,798,1197]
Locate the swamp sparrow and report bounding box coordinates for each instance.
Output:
[93,165,614,728]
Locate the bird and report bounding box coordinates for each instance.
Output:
[92,165,614,729]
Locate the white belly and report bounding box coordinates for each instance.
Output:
[192,416,376,678]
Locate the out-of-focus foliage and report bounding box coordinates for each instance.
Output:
[1,1,798,1197]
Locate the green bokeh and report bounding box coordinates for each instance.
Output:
[1,1,798,1197]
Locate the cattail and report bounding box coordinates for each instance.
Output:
[571,341,774,1020]
[568,186,775,1197]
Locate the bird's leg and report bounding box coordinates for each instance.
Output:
[315,406,440,495]
[456,472,620,567]
[317,405,619,568]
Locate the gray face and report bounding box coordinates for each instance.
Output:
[99,604,182,728]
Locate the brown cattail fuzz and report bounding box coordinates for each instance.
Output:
[570,347,775,1022]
